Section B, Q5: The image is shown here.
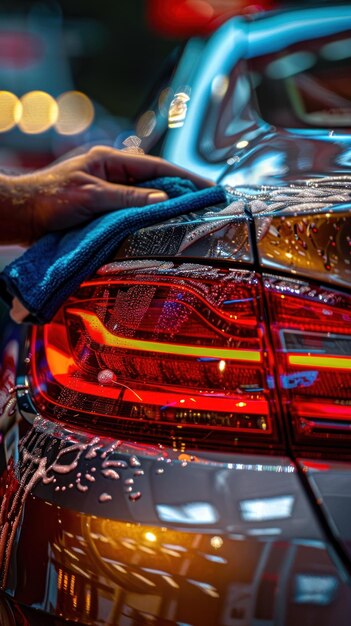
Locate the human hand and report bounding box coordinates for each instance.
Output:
[0,146,213,245]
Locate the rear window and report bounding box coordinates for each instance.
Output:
[249,31,351,128]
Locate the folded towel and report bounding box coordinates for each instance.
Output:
[0,177,227,324]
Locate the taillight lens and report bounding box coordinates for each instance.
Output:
[31,263,280,451]
[29,263,351,454]
[266,275,351,448]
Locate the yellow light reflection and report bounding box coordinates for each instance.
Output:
[58,568,63,590]
[236,140,249,149]
[56,91,94,135]
[132,572,156,587]
[162,575,179,588]
[70,575,75,597]
[0,91,22,132]
[218,359,226,372]
[85,586,91,615]
[210,536,223,549]
[18,91,58,134]
[144,531,157,543]
[211,74,229,100]
[168,91,190,128]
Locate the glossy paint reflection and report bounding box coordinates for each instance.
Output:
[0,413,350,625]
[163,7,351,186]
[300,459,351,564]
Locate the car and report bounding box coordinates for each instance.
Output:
[1,3,351,625]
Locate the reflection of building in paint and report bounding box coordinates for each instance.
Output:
[45,520,346,625]
[239,495,295,522]
[295,573,339,605]
[157,501,219,524]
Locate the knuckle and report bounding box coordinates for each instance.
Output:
[122,186,143,207]
[88,145,109,161]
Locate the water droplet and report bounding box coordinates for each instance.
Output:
[134,469,144,477]
[97,369,116,385]
[42,474,54,484]
[76,482,88,493]
[102,469,120,480]
[102,459,128,469]
[129,491,142,501]
[124,478,134,485]
[129,455,141,467]
[156,468,164,475]
[99,493,112,503]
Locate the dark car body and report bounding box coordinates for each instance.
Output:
[1,5,351,626]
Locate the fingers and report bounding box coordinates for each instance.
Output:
[87,146,213,189]
[87,181,169,211]
[10,297,29,323]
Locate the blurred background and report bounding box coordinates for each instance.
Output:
[0,0,278,170]
[0,0,280,269]
[0,0,174,169]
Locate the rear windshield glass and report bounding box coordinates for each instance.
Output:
[249,31,351,128]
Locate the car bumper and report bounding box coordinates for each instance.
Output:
[1,407,351,626]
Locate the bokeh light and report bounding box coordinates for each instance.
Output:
[136,109,156,137]
[18,91,58,134]
[236,139,249,149]
[56,91,95,135]
[211,74,229,100]
[144,531,157,542]
[210,536,223,549]
[0,91,22,132]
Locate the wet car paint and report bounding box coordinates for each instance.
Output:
[1,5,351,625]
[298,459,351,564]
[1,396,351,625]
[115,180,351,290]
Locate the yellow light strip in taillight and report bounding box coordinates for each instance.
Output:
[67,308,262,363]
[288,354,351,370]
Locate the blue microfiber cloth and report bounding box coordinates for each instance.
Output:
[0,177,227,324]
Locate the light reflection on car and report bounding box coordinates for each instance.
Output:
[1,4,351,626]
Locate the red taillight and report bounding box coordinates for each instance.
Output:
[31,264,279,451]
[265,275,351,448]
[29,263,351,455]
